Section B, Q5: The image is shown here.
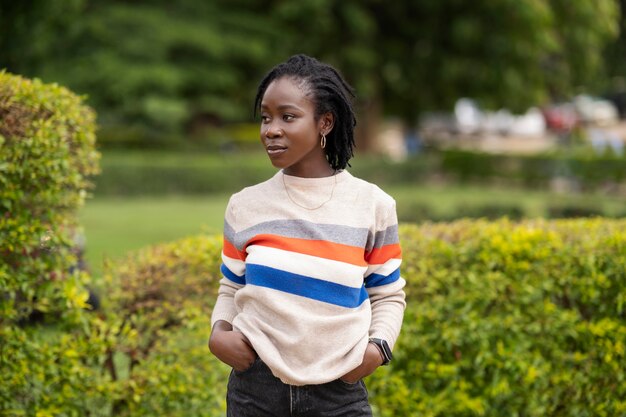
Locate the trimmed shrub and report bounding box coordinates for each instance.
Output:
[368,219,626,416]
[94,151,275,195]
[439,149,626,191]
[93,151,436,196]
[0,72,105,415]
[100,218,625,416]
[101,235,226,416]
[0,71,100,323]
[547,204,605,219]
[93,149,626,197]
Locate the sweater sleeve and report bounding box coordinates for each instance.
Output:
[211,197,247,326]
[364,200,406,350]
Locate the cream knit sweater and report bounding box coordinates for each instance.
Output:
[211,170,406,386]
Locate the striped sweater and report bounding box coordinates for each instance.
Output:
[211,170,406,386]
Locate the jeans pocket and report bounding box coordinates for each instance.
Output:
[233,356,260,376]
[337,377,362,387]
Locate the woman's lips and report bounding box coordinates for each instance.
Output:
[266,145,287,155]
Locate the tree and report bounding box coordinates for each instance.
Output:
[2,0,621,146]
[604,0,626,84]
[0,0,84,76]
[2,0,276,133]
[256,0,621,148]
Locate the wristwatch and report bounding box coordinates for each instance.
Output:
[369,338,393,365]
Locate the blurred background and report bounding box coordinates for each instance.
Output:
[2,0,626,275]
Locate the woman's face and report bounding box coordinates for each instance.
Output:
[259,77,333,178]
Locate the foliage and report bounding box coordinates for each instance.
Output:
[0,72,106,415]
[94,218,625,416]
[1,322,118,416]
[368,219,626,416]
[100,235,227,416]
[0,1,84,76]
[1,75,624,414]
[4,207,626,414]
[95,122,261,150]
[605,0,626,83]
[92,149,626,201]
[93,150,273,195]
[1,0,621,136]
[1,0,274,132]
[262,0,620,117]
[0,71,100,324]
[102,236,222,368]
[438,149,626,190]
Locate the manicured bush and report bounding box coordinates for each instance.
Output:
[93,149,626,201]
[0,72,105,414]
[368,219,626,416]
[2,84,622,417]
[398,202,526,223]
[96,122,261,152]
[100,218,625,417]
[0,71,100,323]
[439,149,626,191]
[95,151,276,195]
[93,151,437,196]
[101,235,227,416]
[547,204,605,219]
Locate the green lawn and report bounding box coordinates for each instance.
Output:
[79,194,230,277]
[80,183,625,278]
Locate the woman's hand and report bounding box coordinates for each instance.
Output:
[340,342,384,384]
[208,320,257,371]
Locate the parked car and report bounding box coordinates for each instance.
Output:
[541,103,580,133]
[453,98,546,136]
[573,95,619,126]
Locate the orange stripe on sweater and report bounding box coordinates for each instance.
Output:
[366,243,402,264]
[223,238,247,260]
[247,234,367,266]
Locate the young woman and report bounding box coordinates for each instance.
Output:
[209,54,406,416]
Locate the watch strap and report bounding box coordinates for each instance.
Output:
[369,338,392,365]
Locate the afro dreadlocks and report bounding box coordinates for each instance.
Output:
[254,54,357,171]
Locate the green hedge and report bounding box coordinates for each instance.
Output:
[439,150,626,190]
[94,149,626,197]
[4,217,624,415]
[3,73,624,417]
[91,218,626,417]
[373,219,626,416]
[0,71,100,322]
[93,151,437,196]
[0,72,104,414]
[95,122,261,152]
[101,236,227,416]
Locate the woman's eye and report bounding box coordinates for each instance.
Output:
[260,115,270,123]
[283,114,295,121]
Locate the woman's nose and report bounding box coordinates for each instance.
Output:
[265,124,283,138]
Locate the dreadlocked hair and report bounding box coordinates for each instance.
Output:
[254,54,357,171]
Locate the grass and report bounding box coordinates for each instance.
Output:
[79,194,230,277]
[79,182,625,278]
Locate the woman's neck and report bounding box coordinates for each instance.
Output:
[282,164,335,178]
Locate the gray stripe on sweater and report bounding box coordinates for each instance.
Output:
[226,219,370,251]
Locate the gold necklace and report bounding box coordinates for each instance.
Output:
[282,171,337,210]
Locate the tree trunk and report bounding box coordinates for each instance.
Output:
[355,98,382,154]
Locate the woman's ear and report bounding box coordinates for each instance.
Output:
[320,112,335,136]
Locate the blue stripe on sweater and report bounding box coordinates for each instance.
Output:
[364,267,400,288]
[246,264,369,308]
[221,263,246,285]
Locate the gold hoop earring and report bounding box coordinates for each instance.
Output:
[321,134,326,149]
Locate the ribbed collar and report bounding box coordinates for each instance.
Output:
[277,169,351,188]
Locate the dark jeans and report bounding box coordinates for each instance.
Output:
[227,357,373,417]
